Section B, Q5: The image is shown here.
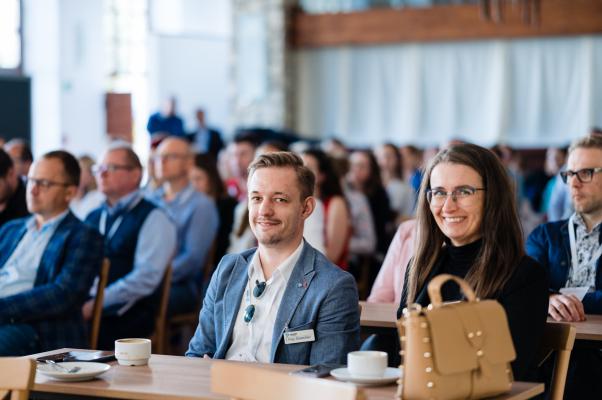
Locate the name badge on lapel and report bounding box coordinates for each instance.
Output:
[284,329,315,345]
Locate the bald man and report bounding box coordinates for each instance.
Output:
[149,137,219,316]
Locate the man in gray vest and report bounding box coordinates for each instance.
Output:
[83,142,176,350]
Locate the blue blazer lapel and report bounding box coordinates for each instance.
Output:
[0,221,28,267]
[217,252,252,356]
[35,213,75,284]
[270,242,316,362]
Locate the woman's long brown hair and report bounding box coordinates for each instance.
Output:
[407,144,524,302]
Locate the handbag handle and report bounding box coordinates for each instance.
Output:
[427,274,477,307]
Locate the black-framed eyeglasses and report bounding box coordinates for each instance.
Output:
[426,186,486,207]
[26,177,72,190]
[560,167,602,184]
[92,163,135,175]
[244,280,267,324]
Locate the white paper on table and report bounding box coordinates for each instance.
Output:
[559,286,589,301]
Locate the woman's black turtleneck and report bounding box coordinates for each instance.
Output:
[438,239,482,302]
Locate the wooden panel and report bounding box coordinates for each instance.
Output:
[290,0,602,48]
[105,92,133,142]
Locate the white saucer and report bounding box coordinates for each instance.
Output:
[330,367,401,385]
[37,362,111,382]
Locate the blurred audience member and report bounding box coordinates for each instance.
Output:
[191,108,224,159]
[150,138,219,316]
[147,96,185,139]
[0,148,28,227]
[4,138,33,178]
[367,219,416,304]
[302,149,351,269]
[347,150,393,258]
[191,153,237,265]
[400,145,423,193]
[225,134,258,202]
[256,140,288,155]
[321,137,348,159]
[375,143,415,222]
[540,146,568,215]
[83,142,176,350]
[70,155,105,220]
[142,147,163,196]
[491,143,524,203]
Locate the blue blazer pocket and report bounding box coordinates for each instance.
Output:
[286,320,315,333]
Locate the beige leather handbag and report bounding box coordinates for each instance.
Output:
[396,274,516,400]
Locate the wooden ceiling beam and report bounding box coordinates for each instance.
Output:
[289,0,602,48]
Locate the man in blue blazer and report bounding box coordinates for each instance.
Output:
[526,135,602,399]
[187,152,360,364]
[0,150,104,356]
[527,135,602,320]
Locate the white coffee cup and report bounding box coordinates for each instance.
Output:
[347,350,387,378]
[115,338,152,366]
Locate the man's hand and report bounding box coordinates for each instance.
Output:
[548,294,586,322]
[82,299,95,321]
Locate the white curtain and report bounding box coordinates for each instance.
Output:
[295,35,602,148]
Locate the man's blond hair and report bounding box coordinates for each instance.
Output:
[247,151,315,200]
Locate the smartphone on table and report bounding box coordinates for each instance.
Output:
[290,363,343,378]
[36,350,115,363]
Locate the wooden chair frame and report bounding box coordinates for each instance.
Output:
[211,361,363,400]
[537,322,577,400]
[152,264,172,354]
[0,358,36,400]
[89,258,110,349]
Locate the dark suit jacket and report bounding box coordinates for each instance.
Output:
[0,211,104,350]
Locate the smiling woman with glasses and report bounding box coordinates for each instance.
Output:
[395,143,549,381]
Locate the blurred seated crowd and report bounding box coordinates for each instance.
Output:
[0,119,601,398]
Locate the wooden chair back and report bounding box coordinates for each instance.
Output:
[537,322,577,400]
[152,264,172,354]
[90,258,110,349]
[211,362,363,400]
[0,358,36,400]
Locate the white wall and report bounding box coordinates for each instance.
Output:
[148,0,232,137]
[59,0,107,157]
[24,0,107,159]
[23,0,62,156]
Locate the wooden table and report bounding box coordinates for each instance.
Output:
[360,301,602,341]
[548,314,602,341]
[30,349,543,400]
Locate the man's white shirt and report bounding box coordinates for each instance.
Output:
[225,240,304,362]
